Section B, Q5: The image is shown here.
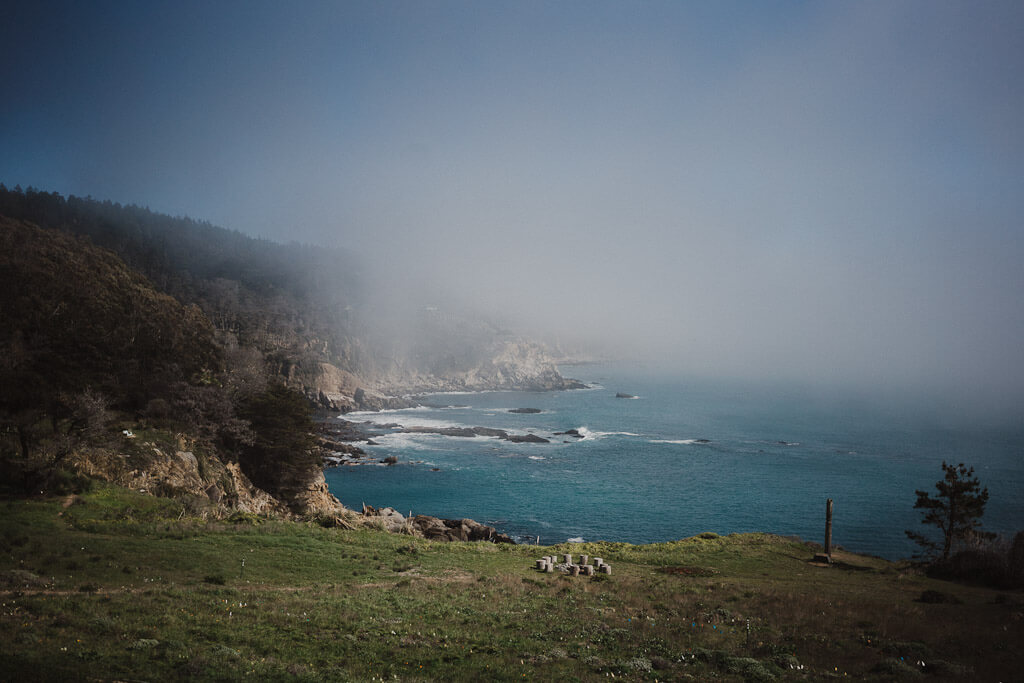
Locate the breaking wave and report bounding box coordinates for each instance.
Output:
[649,439,710,445]
[574,427,641,440]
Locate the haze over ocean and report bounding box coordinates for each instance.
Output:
[326,363,1024,560]
[4,3,1023,543]
[4,1,1024,411]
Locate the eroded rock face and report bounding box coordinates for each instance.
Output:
[367,340,586,396]
[294,339,584,417]
[351,387,417,412]
[288,470,347,518]
[66,441,288,518]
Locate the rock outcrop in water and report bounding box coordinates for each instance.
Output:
[397,425,550,444]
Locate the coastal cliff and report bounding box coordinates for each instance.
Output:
[367,339,585,398]
[0,188,580,529]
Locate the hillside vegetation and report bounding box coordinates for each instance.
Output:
[0,185,579,516]
[0,186,578,410]
[1,484,1021,681]
[0,215,328,513]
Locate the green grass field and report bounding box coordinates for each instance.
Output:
[1,484,1020,681]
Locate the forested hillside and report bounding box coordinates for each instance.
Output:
[0,185,578,513]
[0,186,577,410]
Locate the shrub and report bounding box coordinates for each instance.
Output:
[226,511,261,525]
[927,532,1024,589]
[46,469,93,495]
[724,656,778,682]
[237,385,319,505]
[871,658,923,677]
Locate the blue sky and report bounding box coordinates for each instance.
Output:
[2,1,1023,410]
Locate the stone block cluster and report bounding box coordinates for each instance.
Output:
[534,553,612,576]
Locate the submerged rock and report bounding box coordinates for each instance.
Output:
[472,427,509,438]
[509,408,542,414]
[505,433,550,443]
[401,426,478,438]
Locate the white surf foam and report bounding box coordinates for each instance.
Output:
[573,427,640,440]
[365,432,470,451]
[528,455,545,461]
[345,406,433,418]
[354,415,468,430]
[650,439,709,445]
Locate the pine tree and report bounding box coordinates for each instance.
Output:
[906,462,994,560]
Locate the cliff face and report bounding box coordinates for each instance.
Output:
[64,431,349,520]
[0,189,581,415]
[65,436,289,518]
[1,189,582,524]
[370,339,585,396]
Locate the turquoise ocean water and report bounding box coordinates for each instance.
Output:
[324,363,1024,560]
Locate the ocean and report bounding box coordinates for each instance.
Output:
[324,362,1024,560]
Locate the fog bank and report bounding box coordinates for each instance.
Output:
[2,1,1022,415]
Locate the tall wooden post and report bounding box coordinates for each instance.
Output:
[824,498,833,557]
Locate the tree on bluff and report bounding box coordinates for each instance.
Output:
[906,461,995,561]
[237,385,320,506]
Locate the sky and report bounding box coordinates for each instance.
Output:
[3,0,1023,411]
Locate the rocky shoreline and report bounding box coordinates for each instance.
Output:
[313,359,587,543]
[306,340,587,413]
[360,505,514,544]
[318,416,590,469]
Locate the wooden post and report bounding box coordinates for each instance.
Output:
[824,498,833,557]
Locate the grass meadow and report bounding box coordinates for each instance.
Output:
[1,484,1021,681]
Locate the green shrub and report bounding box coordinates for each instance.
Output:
[870,658,923,677]
[47,469,93,495]
[226,511,261,525]
[724,656,778,682]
